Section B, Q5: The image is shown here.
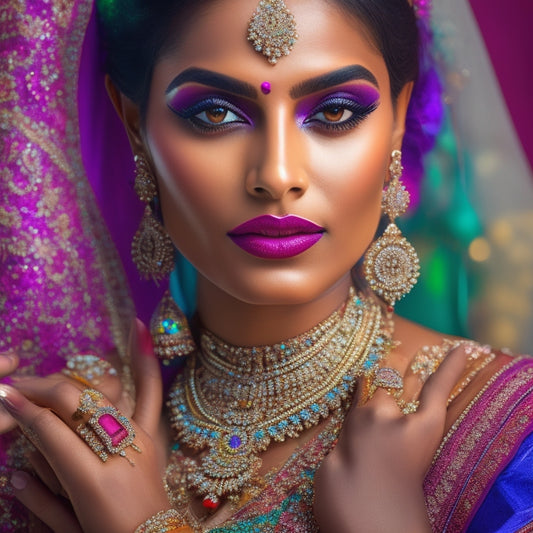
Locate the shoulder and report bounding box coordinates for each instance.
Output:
[390,315,533,431]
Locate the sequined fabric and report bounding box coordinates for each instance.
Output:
[0,1,133,529]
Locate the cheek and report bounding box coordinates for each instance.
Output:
[145,117,244,244]
[307,121,391,241]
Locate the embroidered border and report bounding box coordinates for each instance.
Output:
[424,357,533,532]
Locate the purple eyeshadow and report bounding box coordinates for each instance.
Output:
[166,86,255,125]
[295,84,380,125]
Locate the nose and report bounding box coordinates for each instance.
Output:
[246,107,308,201]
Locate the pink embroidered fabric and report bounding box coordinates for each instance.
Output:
[425,357,533,531]
[0,1,133,528]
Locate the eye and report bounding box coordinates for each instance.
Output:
[167,96,251,133]
[195,106,242,125]
[303,96,378,132]
[315,107,353,123]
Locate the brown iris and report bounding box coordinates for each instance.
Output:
[323,107,344,122]
[206,107,227,123]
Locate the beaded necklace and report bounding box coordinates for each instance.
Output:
[167,287,393,509]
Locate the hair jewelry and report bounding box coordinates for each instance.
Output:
[131,154,175,282]
[247,0,298,64]
[150,290,196,363]
[363,150,420,307]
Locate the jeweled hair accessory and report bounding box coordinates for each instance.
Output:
[247,0,298,65]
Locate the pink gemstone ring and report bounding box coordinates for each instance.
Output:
[74,388,141,465]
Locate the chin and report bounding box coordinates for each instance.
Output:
[207,264,354,306]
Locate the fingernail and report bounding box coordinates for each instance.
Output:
[0,386,17,413]
[10,471,29,491]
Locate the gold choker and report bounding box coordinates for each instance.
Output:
[167,287,393,509]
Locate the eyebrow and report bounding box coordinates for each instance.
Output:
[289,65,379,99]
[165,67,258,99]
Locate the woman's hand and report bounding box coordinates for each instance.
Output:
[314,345,468,533]
[0,352,20,432]
[0,319,170,533]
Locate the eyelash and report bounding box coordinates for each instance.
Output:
[169,95,377,134]
[169,97,250,134]
[303,96,378,132]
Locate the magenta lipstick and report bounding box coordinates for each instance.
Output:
[228,215,324,259]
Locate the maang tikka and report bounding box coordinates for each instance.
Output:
[247,0,298,64]
[131,154,175,282]
[363,150,420,307]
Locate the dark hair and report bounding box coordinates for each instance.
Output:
[331,0,419,100]
[97,0,419,110]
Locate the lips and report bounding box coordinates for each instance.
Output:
[227,215,325,259]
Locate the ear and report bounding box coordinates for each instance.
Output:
[105,75,145,154]
[391,81,414,151]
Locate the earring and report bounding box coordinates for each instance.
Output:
[150,290,196,363]
[363,150,420,308]
[131,154,175,282]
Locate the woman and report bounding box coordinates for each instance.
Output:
[1,0,532,531]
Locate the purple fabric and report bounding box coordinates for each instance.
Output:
[78,8,165,324]
[0,1,133,528]
[468,432,533,532]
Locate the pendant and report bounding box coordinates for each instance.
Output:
[188,429,263,503]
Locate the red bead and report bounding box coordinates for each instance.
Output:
[387,305,394,314]
[203,497,220,511]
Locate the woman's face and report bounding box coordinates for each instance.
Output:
[144,0,410,306]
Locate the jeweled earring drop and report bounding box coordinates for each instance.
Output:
[150,290,196,364]
[131,154,175,282]
[363,150,420,308]
[247,0,298,65]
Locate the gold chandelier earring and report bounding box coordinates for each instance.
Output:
[363,150,420,309]
[131,154,175,282]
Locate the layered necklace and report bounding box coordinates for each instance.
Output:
[167,287,393,509]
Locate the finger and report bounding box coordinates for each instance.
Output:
[418,345,468,414]
[0,385,99,476]
[0,406,17,433]
[26,447,66,498]
[0,352,19,378]
[11,470,82,533]
[130,318,163,435]
[63,353,123,405]
[10,377,84,426]
[16,359,123,408]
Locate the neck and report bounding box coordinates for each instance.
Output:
[195,274,353,346]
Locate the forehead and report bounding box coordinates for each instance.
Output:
[157,0,389,93]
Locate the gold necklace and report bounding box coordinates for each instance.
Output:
[167,287,393,509]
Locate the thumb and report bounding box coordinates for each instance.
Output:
[130,318,163,436]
